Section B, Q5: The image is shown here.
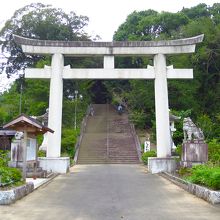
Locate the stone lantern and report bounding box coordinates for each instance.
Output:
[3,114,54,180]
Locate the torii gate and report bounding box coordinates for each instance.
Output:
[14,34,203,173]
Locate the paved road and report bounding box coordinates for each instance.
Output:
[0,165,220,220]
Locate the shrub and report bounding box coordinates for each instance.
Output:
[61,128,78,157]
[0,167,22,187]
[186,165,220,190]
[208,139,220,165]
[175,144,182,157]
[129,110,148,129]
[178,167,192,177]
[141,150,156,165]
[0,150,10,167]
[38,150,46,157]
[197,114,214,141]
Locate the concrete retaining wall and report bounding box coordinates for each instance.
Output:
[148,157,176,173]
[0,182,34,205]
[160,172,220,205]
[38,157,70,173]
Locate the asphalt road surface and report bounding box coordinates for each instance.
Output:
[0,164,220,220]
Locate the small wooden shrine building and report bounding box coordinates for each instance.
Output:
[3,114,54,179]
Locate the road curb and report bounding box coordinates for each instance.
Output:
[0,174,59,205]
[159,172,220,205]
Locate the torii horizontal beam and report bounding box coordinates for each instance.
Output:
[25,66,193,79]
[14,34,204,55]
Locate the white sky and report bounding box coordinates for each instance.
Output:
[0,0,219,93]
[0,0,219,41]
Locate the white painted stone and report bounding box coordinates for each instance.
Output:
[25,65,51,79]
[26,67,193,80]
[144,140,151,152]
[38,157,70,173]
[154,54,171,157]
[62,68,155,79]
[167,68,193,79]
[104,55,114,69]
[39,132,48,151]
[148,157,176,174]
[21,45,197,55]
[47,54,64,157]
[26,138,37,161]
[17,34,204,56]
[26,178,48,189]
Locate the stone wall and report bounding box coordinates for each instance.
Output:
[160,172,220,205]
[0,182,34,205]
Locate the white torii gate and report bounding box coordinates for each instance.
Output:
[14,34,203,173]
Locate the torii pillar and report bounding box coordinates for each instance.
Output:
[14,34,204,173]
[154,54,170,158]
[47,53,63,158]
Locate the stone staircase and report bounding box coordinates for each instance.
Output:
[77,104,140,164]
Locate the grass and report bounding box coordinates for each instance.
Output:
[178,164,220,190]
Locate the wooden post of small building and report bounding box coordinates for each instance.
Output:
[34,138,38,179]
[22,130,27,181]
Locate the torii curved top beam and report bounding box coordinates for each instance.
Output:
[13,34,204,56]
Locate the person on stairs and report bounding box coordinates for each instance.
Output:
[117,104,123,115]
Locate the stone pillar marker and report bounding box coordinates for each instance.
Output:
[154,54,171,158]
[47,53,64,157]
[104,55,114,69]
[13,34,204,173]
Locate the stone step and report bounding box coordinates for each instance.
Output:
[78,161,140,164]
[77,104,140,165]
[26,170,47,178]
[26,167,43,172]
[78,157,139,161]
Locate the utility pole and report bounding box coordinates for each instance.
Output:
[74,90,78,130]
[19,83,23,114]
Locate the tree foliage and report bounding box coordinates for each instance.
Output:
[0,3,90,76]
[110,3,220,141]
[0,3,94,157]
[0,3,96,119]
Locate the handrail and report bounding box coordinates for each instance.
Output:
[73,105,91,164]
[130,123,142,162]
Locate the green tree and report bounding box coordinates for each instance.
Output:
[111,3,220,133]
[0,3,90,76]
[0,3,94,157]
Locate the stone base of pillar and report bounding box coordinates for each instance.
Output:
[148,157,176,174]
[180,161,206,168]
[38,157,70,173]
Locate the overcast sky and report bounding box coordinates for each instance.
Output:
[0,0,219,41]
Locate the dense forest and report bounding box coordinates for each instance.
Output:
[0,3,220,153]
[110,3,220,144]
